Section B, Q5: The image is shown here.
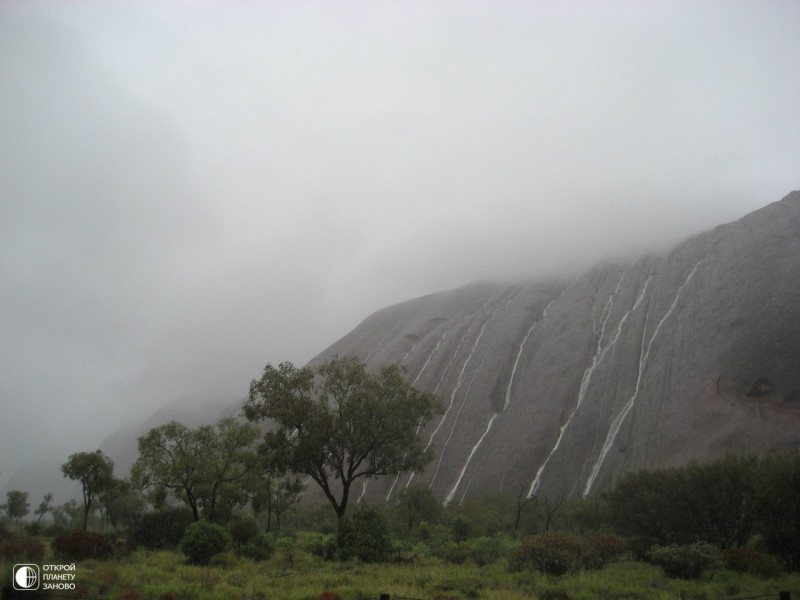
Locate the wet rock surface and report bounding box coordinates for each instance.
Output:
[311,192,800,502]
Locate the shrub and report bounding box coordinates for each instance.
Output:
[52,530,113,561]
[723,547,781,578]
[582,534,627,568]
[439,541,471,565]
[228,516,259,546]
[276,536,296,568]
[337,507,391,562]
[112,539,138,557]
[451,515,474,542]
[116,589,143,600]
[317,592,342,600]
[469,535,508,566]
[304,533,338,560]
[236,532,275,561]
[131,507,194,549]
[647,541,721,579]
[509,533,584,576]
[0,533,46,562]
[180,520,231,565]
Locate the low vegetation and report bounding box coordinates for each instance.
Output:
[2,534,800,600]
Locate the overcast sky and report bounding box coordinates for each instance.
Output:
[1,1,799,486]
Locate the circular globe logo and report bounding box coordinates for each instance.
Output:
[14,564,39,590]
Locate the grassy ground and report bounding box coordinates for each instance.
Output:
[50,549,800,600]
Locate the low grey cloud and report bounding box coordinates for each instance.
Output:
[1,1,798,490]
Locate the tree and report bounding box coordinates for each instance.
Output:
[395,483,442,535]
[132,417,258,522]
[61,450,114,530]
[540,494,565,534]
[197,417,260,521]
[34,492,54,526]
[337,506,392,562]
[755,450,800,571]
[244,356,442,523]
[678,454,757,549]
[3,490,30,525]
[52,500,81,530]
[606,454,758,552]
[245,448,304,532]
[606,466,691,551]
[514,485,536,537]
[98,478,144,530]
[132,421,205,521]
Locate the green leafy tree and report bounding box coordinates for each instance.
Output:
[3,490,30,525]
[607,465,696,555]
[52,499,81,530]
[61,450,114,530]
[606,454,758,552]
[755,450,800,571]
[451,514,474,542]
[132,417,258,522]
[337,506,392,562]
[395,483,442,535]
[453,493,515,536]
[33,492,54,526]
[132,421,207,521]
[197,417,260,521]
[678,454,757,549]
[244,357,442,523]
[246,450,304,532]
[98,478,144,530]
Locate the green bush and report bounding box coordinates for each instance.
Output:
[581,534,627,569]
[469,535,509,566]
[228,515,260,546]
[439,541,471,565]
[276,536,296,568]
[451,515,474,542]
[52,530,113,561]
[180,520,231,565]
[509,533,584,576]
[722,546,781,578]
[646,541,721,579]
[303,533,338,560]
[131,507,194,549]
[0,532,46,562]
[236,532,275,562]
[337,507,391,562]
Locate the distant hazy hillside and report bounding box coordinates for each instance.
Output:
[74,192,800,507]
[309,191,800,504]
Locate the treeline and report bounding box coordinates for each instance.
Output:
[3,447,799,577]
[607,452,800,572]
[1,356,798,581]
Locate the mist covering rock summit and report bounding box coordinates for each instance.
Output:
[310,191,800,503]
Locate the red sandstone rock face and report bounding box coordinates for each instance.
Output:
[310,191,800,503]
